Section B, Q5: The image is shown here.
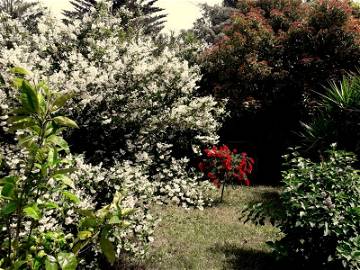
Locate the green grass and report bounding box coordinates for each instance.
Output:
[145,186,283,270]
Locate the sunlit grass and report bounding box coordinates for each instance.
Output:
[145,186,283,270]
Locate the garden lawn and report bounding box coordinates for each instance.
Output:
[146,186,283,270]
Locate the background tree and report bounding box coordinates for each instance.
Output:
[63,0,166,34]
[197,0,360,184]
[0,0,42,19]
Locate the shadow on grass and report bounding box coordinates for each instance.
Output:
[210,243,287,270]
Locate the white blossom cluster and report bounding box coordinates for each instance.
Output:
[0,3,226,209]
[69,155,157,262]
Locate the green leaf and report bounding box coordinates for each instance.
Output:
[53,116,79,129]
[52,168,76,176]
[78,231,92,240]
[12,77,24,89]
[18,134,37,149]
[45,256,58,270]
[1,181,15,198]
[81,216,99,228]
[0,73,5,86]
[42,202,59,209]
[62,191,80,204]
[108,215,121,224]
[23,204,41,220]
[8,116,37,131]
[37,91,46,113]
[57,252,78,270]
[0,175,17,185]
[54,174,75,189]
[76,209,95,217]
[47,135,70,153]
[1,201,17,215]
[121,208,135,217]
[100,235,116,264]
[20,80,40,113]
[12,260,27,270]
[53,92,73,110]
[10,67,30,76]
[47,147,58,168]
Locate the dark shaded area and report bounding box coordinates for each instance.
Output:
[219,103,301,186]
[210,244,288,270]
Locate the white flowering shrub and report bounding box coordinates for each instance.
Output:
[0,74,149,269]
[69,156,157,259]
[0,1,226,209]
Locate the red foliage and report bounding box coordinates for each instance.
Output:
[199,145,254,188]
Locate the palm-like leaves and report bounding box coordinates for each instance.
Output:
[299,74,360,156]
[319,75,360,110]
[63,0,166,34]
[0,0,40,19]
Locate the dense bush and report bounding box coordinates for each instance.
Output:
[0,73,154,269]
[0,2,226,208]
[196,0,360,183]
[244,146,360,269]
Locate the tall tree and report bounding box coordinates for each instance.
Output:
[63,0,166,34]
[0,0,41,19]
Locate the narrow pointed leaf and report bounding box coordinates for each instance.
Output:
[53,116,79,129]
[100,236,116,264]
[10,67,30,76]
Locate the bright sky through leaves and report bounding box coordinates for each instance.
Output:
[39,0,222,32]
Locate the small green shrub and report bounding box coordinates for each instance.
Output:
[0,70,137,269]
[244,146,360,269]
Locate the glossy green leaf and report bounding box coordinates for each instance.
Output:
[108,215,121,224]
[0,175,17,185]
[8,116,37,131]
[45,256,58,270]
[10,67,30,76]
[1,181,15,198]
[24,204,41,220]
[53,92,73,110]
[47,147,57,168]
[12,260,27,270]
[1,201,17,215]
[57,252,78,270]
[37,80,50,95]
[62,191,80,204]
[121,208,135,217]
[37,91,46,113]
[78,230,92,240]
[100,235,116,264]
[53,116,79,129]
[42,202,59,209]
[76,209,95,217]
[47,135,70,153]
[12,77,24,89]
[33,258,43,270]
[54,174,75,189]
[82,216,99,227]
[18,134,37,149]
[20,80,40,113]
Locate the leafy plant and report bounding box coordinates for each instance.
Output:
[299,74,360,156]
[198,145,254,202]
[243,146,360,269]
[0,69,133,269]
